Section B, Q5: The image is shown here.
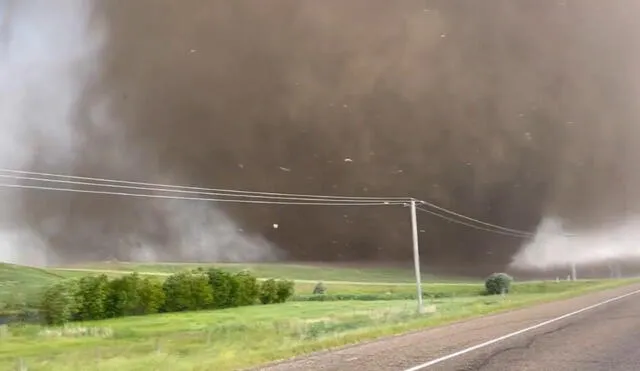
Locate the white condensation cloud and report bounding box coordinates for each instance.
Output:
[510,217,640,270]
[0,0,105,265]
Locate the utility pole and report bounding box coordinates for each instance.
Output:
[0,0,14,43]
[1,0,12,50]
[410,199,424,313]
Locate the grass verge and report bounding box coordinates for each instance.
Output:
[0,278,636,371]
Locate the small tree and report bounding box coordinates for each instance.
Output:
[74,275,110,321]
[485,273,513,295]
[106,273,165,317]
[259,279,279,304]
[137,277,166,315]
[41,280,78,325]
[162,271,213,312]
[105,273,142,318]
[205,268,234,309]
[231,271,259,307]
[275,280,295,303]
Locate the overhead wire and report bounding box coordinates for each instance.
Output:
[0,173,403,203]
[0,168,407,201]
[415,206,534,238]
[415,199,535,236]
[0,183,403,206]
[0,168,552,237]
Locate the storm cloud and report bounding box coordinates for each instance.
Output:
[2,0,640,274]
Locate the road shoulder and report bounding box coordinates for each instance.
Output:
[256,283,640,371]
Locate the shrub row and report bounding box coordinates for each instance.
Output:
[40,269,295,325]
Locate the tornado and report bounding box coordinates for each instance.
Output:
[2,0,640,276]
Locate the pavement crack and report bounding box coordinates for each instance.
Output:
[459,323,573,371]
[602,314,640,321]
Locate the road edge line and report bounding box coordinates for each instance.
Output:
[403,287,640,371]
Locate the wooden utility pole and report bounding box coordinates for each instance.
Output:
[1,0,12,50]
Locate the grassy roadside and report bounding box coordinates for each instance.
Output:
[1,278,636,371]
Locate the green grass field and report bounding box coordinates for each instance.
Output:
[0,262,638,371]
[1,279,637,371]
[53,261,474,284]
[1,262,477,305]
[0,264,64,309]
[1,262,467,308]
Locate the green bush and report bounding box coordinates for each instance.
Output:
[485,273,513,295]
[230,271,259,307]
[137,277,166,315]
[312,282,326,295]
[105,273,141,318]
[259,279,279,304]
[40,280,78,325]
[73,275,110,321]
[162,271,213,312]
[275,279,295,303]
[205,268,234,309]
[106,273,165,317]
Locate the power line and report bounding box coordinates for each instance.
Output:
[0,168,407,201]
[415,206,533,238]
[0,179,538,235]
[0,183,404,206]
[0,173,402,203]
[415,199,534,236]
[416,202,577,238]
[0,168,565,237]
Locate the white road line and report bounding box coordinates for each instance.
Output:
[403,287,640,371]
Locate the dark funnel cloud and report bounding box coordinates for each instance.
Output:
[2,0,640,274]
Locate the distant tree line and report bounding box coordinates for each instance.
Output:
[40,269,295,325]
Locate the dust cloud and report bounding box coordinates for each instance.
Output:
[0,0,279,265]
[2,0,640,274]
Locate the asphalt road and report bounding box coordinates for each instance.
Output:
[257,283,640,371]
